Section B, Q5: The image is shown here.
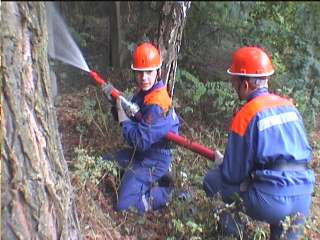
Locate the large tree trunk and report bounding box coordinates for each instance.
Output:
[157,1,191,97]
[1,2,80,239]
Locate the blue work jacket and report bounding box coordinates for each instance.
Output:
[120,80,179,169]
[221,88,315,196]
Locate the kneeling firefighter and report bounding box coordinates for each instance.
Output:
[203,46,315,239]
[103,42,179,214]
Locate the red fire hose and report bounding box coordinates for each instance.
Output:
[89,70,215,161]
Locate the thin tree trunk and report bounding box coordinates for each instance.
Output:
[1,2,80,239]
[157,1,191,97]
[110,1,122,68]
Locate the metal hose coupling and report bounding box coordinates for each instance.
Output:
[118,96,140,117]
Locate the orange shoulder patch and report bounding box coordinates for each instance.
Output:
[230,94,294,136]
[144,87,172,113]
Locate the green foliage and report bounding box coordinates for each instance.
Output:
[184,2,320,131]
[80,98,97,124]
[204,81,239,121]
[77,90,117,139]
[77,96,97,138]
[122,87,135,100]
[177,69,207,106]
[175,68,239,128]
[168,194,205,239]
[253,228,267,240]
[69,26,92,48]
[73,147,119,186]
[167,131,252,239]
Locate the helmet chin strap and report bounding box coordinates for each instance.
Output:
[237,76,246,96]
[156,68,161,81]
[150,70,160,89]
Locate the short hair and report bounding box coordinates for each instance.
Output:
[248,77,268,88]
[239,76,268,88]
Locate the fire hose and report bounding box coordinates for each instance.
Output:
[88,70,215,161]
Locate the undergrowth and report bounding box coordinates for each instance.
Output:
[65,82,318,240]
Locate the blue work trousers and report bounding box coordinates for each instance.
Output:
[203,167,312,240]
[104,148,173,214]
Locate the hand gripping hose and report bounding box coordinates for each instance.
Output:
[89,70,215,160]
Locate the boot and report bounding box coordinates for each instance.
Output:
[157,172,175,188]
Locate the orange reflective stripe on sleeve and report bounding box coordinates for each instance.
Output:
[144,87,172,113]
[230,94,294,136]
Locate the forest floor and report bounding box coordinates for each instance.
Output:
[56,81,320,240]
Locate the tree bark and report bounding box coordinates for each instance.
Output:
[157,1,191,97]
[1,2,80,239]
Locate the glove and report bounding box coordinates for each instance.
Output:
[102,82,114,102]
[116,98,130,123]
[214,150,224,165]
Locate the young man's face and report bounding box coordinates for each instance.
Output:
[135,70,157,91]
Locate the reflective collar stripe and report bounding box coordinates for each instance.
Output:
[258,111,299,131]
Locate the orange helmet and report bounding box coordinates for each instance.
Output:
[131,43,162,71]
[227,46,274,77]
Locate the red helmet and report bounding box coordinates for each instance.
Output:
[227,46,274,77]
[131,43,162,71]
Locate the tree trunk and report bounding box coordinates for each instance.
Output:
[157,1,191,97]
[1,2,80,239]
[109,1,122,68]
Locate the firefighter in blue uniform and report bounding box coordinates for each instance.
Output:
[203,46,315,239]
[104,42,179,214]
